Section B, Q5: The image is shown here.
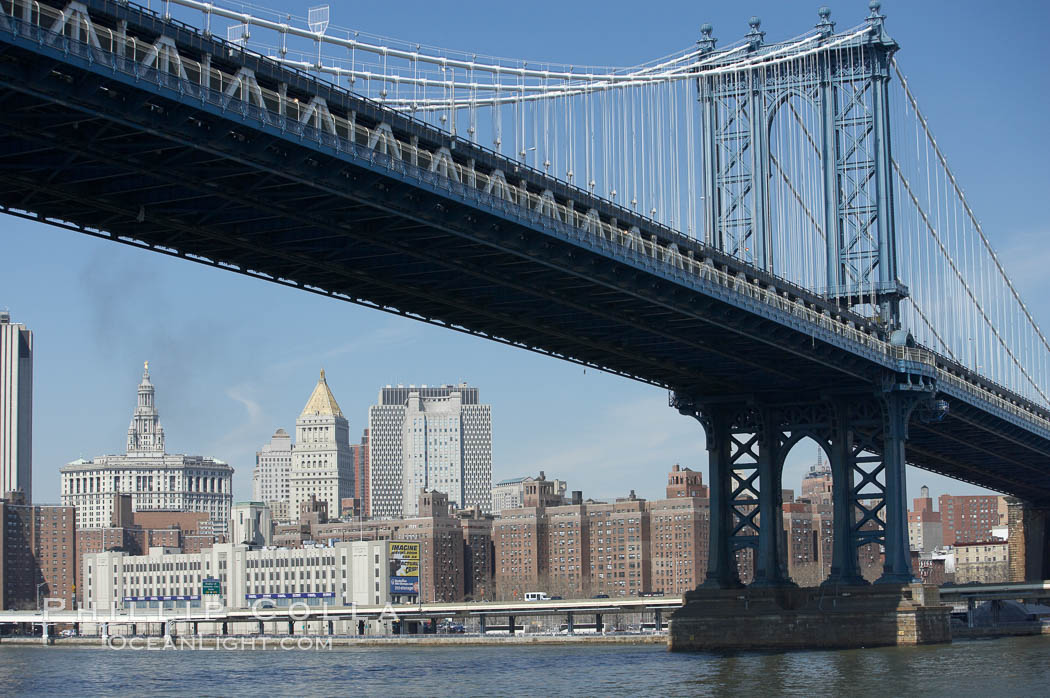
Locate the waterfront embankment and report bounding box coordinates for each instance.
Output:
[0,633,667,648]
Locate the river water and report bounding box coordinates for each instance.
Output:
[0,636,1047,696]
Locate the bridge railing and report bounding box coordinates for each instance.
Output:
[6,0,1050,435]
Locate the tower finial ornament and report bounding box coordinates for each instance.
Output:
[320,368,326,382]
[697,23,717,52]
[746,16,765,50]
[144,360,149,372]
[816,7,835,37]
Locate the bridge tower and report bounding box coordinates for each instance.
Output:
[696,2,905,331]
[677,4,935,598]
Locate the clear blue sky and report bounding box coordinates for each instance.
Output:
[2,0,1048,505]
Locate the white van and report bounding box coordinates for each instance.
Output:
[524,591,550,601]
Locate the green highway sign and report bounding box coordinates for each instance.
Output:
[202,578,222,595]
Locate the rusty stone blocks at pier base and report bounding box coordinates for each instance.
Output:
[668,583,950,652]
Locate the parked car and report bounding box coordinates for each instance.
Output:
[592,594,610,599]
[59,629,76,638]
[438,621,465,634]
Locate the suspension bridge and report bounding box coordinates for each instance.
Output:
[1,0,1048,614]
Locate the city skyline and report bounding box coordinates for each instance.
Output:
[0,351,1013,507]
[0,349,1011,508]
[3,0,1047,509]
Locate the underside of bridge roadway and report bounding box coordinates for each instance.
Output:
[1,0,1049,506]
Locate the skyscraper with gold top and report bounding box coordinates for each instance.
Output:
[289,369,353,520]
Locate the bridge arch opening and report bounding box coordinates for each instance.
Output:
[767,89,827,295]
[777,433,886,587]
[778,437,834,587]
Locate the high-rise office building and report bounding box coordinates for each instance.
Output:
[289,370,353,520]
[368,395,405,520]
[60,363,233,535]
[253,427,292,518]
[368,384,492,519]
[0,311,33,502]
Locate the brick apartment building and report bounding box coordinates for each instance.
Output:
[545,501,589,598]
[911,552,949,586]
[939,494,1008,546]
[495,468,709,599]
[648,496,707,594]
[0,492,76,610]
[908,486,943,553]
[780,492,883,586]
[396,491,466,602]
[459,506,496,600]
[800,458,833,505]
[494,505,547,598]
[587,494,651,597]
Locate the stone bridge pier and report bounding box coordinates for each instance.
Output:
[1007,499,1050,582]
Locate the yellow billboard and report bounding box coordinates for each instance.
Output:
[389,541,420,595]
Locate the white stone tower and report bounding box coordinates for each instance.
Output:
[290,369,353,520]
[126,361,165,455]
